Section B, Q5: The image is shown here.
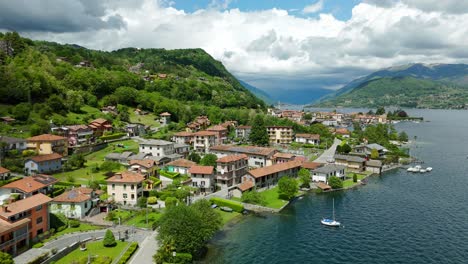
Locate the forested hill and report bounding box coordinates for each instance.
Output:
[0,32,265,121]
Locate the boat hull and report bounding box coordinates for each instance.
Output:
[321,219,341,227]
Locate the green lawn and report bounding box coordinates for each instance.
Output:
[129,111,161,127]
[45,223,102,242]
[216,209,241,225]
[65,105,102,124]
[342,173,367,188]
[260,187,288,209]
[52,139,139,184]
[107,209,135,223]
[125,211,163,228]
[55,240,128,264]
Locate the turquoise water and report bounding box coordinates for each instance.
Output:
[203,109,468,264]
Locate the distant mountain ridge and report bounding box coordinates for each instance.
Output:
[238,79,274,105]
[316,63,468,109]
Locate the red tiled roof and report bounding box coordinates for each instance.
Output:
[237,125,251,129]
[302,162,323,170]
[207,125,227,132]
[335,128,350,135]
[166,159,196,168]
[27,134,66,142]
[238,181,254,192]
[189,165,214,175]
[210,145,277,157]
[28,153,63,163]
[193,131,217,137]
[129,159,156,168]
[248,160,302,179]
[1,175,57,193]
[216,154,248,163]
[0,167,10,174]
[66,125,90,131]
[295,133,320,140]
[90,118,108,125]
[52,188,92,203]
[0,194,52,218]
[106,171,145,183]
[173,132,193,137]
[273,152,295,159]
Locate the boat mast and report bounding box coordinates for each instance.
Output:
[332,198,335,221]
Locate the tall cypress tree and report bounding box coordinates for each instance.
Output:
[249,115,269,146]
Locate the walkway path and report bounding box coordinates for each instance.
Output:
[314,138,341,164]
[129,230,159,264]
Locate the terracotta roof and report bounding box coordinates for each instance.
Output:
[0,193,52,218]
[129,159,156,168]
[216,154,248,163]
[248,160,302,179]
[267,126,293,129]
[295,133,320,140]
[76,187,94,195]
[237,125,251,129]
[1,175,57,193]
[207,125,227,132]
[90,118,108,125]
[28,153,63,163]
[27,134,66,142]
[192,131,217,137]
[335,128,350,135]
[173,132,193,137]
[0,218,30,233]
[106,171,145,183]
[52,188,93,203]
[166,159,196,168]
[210,145,277,157]
[66,125,90,131]
[160,112,171,116]
[189,165,214,175]
[273,152,295,159]
[238,181,254,192]
[0,167,10,174]
[302,162,323,170]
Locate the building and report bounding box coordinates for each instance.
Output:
[24,153,63,175]
[128,159,157,176]
[27,134,68,156]
[0,174,57,199]
[210,145,277,168]
[139,139,175,157]
[0,193,52,256]
[174,143,190,158]
[302,162,323,173]
[311,164,346,183]
[334,154,366,172]
[186,116,211,132]
[50,187,98,219]
[159,112,171,125]
[125,124,147,137]
[207,125,228,145]
[0,116,15,124]
[232,180,255,198]
[192,131,217,153]
[235,126,251,140]
[189,165,215,193]
[335,128,350,138]
[106,172,145,206]
[216,154,248,189]
[0,136,27,152]
[0,167,11,181]
[165,159,196,175]
[104,151,135,165]
[353,143,387,157]
[172,132,193,145]
[272,152,296,164]
[242,160,302,188]
[366,159,383,174]
[267,126,293,145]
[295,133,320,145]
[88,118,112,136]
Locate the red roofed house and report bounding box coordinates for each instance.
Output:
[242,160,302,189]
[335,128,350,138]
[106,172,144,206]
[128,159,157,176]
[88,118,113,136]
[0,174,57,199]
[0,167,11,181]
[272,152,296,164]
[172,132,194,145]
[166,159,196,175]
[159,112,171,125]
[207,125,228,145]
[0,193,52,256]
[193,131,217,153]
[24,153,63,175]
[189,165,215,193]
[235,125,251,140]
[27,134,68,156]
[50,187,98,219]
[216,154,248,189]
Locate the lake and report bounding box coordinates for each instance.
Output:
[202,109,468,264]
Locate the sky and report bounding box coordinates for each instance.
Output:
[1,0,468,103]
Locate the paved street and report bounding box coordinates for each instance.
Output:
[314,138,341,164]
[129,230,159,264]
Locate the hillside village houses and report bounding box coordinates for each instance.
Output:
[27,134,68,156]
[210,145,277,168]
[24,153,63,175]
[166,159,197,175]
[311,164,346,184]
[267,126,294,145]
[295,133,320,145]
[216,154,248,189]
[353,143,388,158]
[189,165,215,193]
[50,187,99,219]
[51,125,94,146]
[207,125,228,145]
[334,154,366,172]
[241,160,302,189]
[235,125,251,140]
[172,131,193,145]
[0,136,27,152]
[106,171,144,206]
[0,174,57,199]
[192,131,217,153]
[138,139,175,158]
[88,118,112,136]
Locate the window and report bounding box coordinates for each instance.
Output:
[112,193,115,197]
[36,205,42,211]
[112,184,115,190]
[85,202,88,208]
[131,184,134,190]
[123,184,127,190]
[36,217,43,224]
[123,193,128,199]
[131,194,135,200]
[71,204,75,210]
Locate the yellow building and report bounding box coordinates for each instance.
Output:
[27,134,68,156]
[267,126,293,145]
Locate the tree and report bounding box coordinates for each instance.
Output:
[353,173,358,183]
[137,197,147,208]
[0,251,14,264]
[241,190,266,205]
[398,131,408,142]
[12,103,31,121]
[99,161,121,172]
[376,106,386,115]
[278,177,298,200]
[103,229,117,247]
[66,90,84,113]
[328,176,343,189]
[341,143,352,154]
[298,168,311,188]
[165,197,178,208]
[67,153,86,169]
[200,154,217,166]
[249,115,269,146]
[303,113,312,121]
[367,110,374,115]
[188,152,201,163]
[370,148,379,159]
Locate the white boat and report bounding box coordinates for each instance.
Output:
[415,165,422,170]
[407,167,414,172]
[321,198,341,227]
[419,169,427,173]
[426,167,433,172]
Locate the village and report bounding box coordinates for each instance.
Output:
[0,106,408,263]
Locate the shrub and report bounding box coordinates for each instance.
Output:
[210,197,244,213]
[69,220,80,228]
[117,242,139,264]
[328,176,343,189]
[159,170,180,179]
[103,230,117,247]
[57,226,66,232]
[353,173,358,183]
[147,196,157,205]
[241,191,266,206]
[27,251,49,264]
[137,197,147,208]
[100,133,126,141]
[32,242,44,248]
[173,253,192,264]
[165,197,178,208]
[50,213,68,230]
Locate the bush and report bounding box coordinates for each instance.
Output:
[69,220,80,228]
[100,133,126,141]
[159,170,180,179]
[173,253,192,264]
[117,242,139,264]
[210,197,244,213]
[165,197,178,208]
[103,230,117,247]
[32,242,44,248]
[147,196,157,205]
[353,173,358,183]
[57,226,66,232]
[241,191,266,206]
[137,197,147,208]
[50,213,68,230]
[328,176,343,189]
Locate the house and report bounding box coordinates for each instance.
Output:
[0,193,52,256]
[242,160,302,189]
[159,112,171,125]
[207,125,228,145]
[334,154,366,172]
[235,126,251,140]
[366,159,383,174]
[272,152,296,164]
[0,136,27,152]
[88,118,112,136]
[128,159,157,176]
[0,116,15,124]
[24,153,63,175]
[65,125,94,146]
[104,151,135,165]
[232,180,255,198]
[210,145,277,168]
[335,128,350,138]
[146,156,172,167]
[353,143,388,157]
[50,187,98,219]
[172,132,193,145]
[174,143,190,158]
[166,159,196,175]
[101,106,118,115]
[267,126,293,145]
[139,139,175,157]
[216,154,248,189]
[27,134,68,156]
[192,131,217,153]
[189,165,215,193]
[106,172,145,206]
[295,133,320,145]
[311,164,346,183]
[302,162,323,173]
[0,174,57,199]
[186,116,211,132]
[125,123,147,137]
[0,167,11,180]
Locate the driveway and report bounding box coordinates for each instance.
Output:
[314,138,342,164]
[129,230,159,264]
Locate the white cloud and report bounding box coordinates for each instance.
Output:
[303,0,324,14]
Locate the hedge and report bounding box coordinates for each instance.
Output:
[173,253,192,264]
[149,176,162,186]
[117,242,139,264]
[54,181,80,187]
[52,187,66,197]
[210,197,244,213]
[159,170,180,179]
[100,133,127,141]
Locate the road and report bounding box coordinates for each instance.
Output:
[129,230,159,264]
[314,138,342,164]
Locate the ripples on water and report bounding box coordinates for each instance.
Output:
[202,109,468,264]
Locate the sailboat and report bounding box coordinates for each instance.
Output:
[321,198,341,227]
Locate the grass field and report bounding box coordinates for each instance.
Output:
[125,211,163,228]
[261,187,288,209]
[45,223,102,242]
[129,111,161,127]
[342,173,367,188]
[55,240,128,264]
[217,209,241,225]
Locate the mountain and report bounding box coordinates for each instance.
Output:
[316,63,468,109]
[238,79,273,105]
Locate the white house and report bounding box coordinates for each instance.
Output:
[311,164,346,183]
[50,187,97,219]
[295,133,320,145]
[189,165,215,193]
[165,159,196,175]
[209,145,277,168]
[192,131,217,153]
[139,139,174,157]
[106,172,144,206]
